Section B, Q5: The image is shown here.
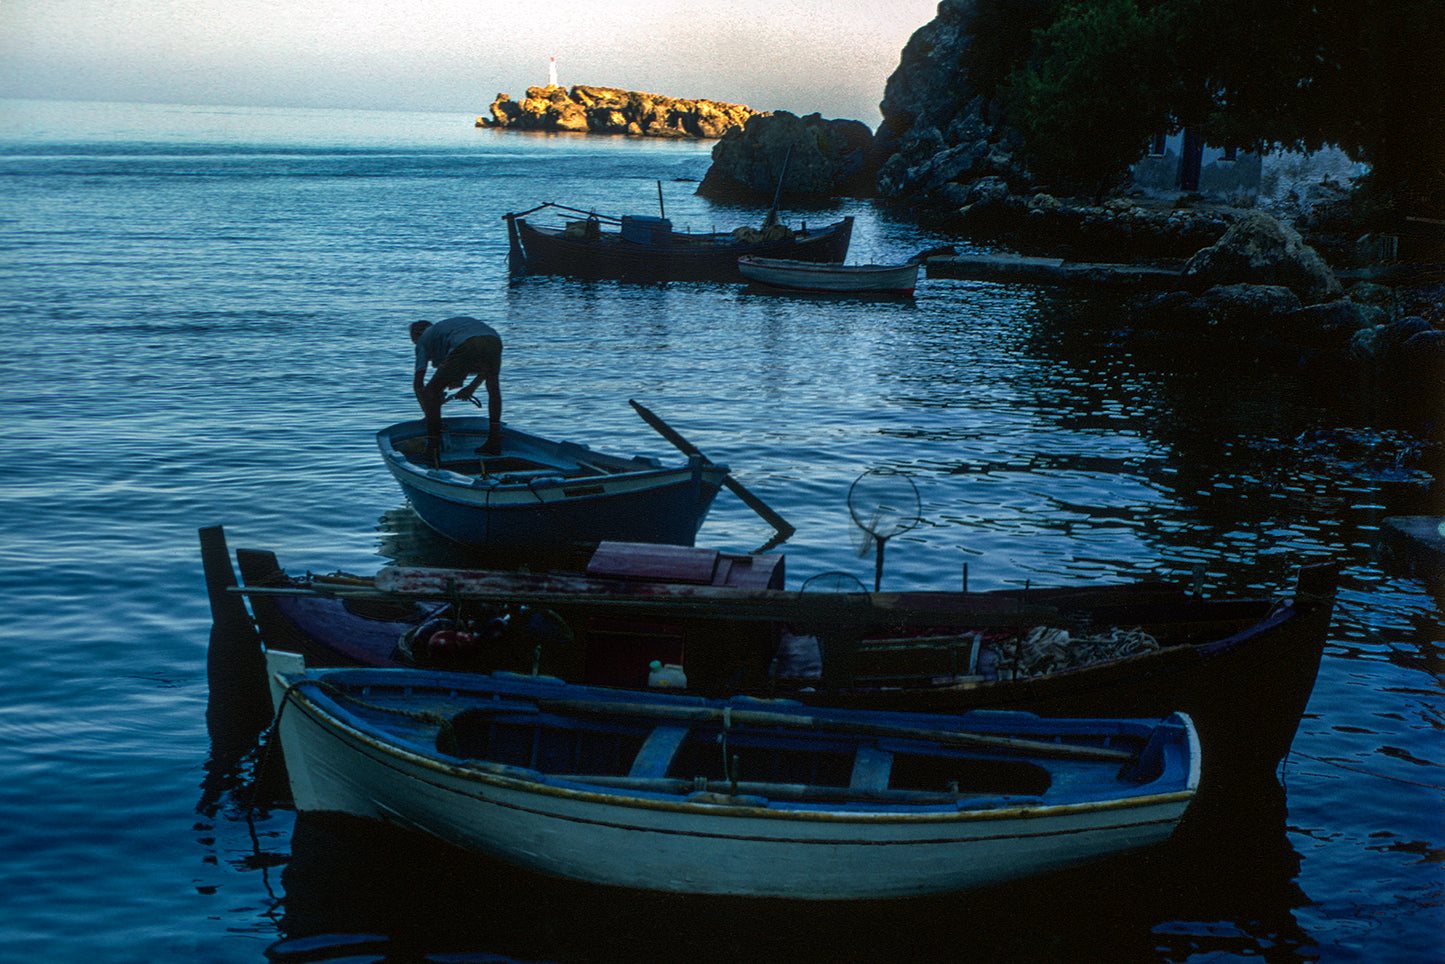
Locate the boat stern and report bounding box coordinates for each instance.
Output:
[265,649,307,715]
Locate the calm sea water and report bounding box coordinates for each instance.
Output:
[0,99,1440,964]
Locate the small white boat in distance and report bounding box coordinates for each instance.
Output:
[738,256,919,295]
[738,247,951,295]
[266,651,1200,899]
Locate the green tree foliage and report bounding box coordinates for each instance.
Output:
[962,0,1062,115]
[969,0,1444,212]
[1000,0,1187,193]
[1191,0,1445,215]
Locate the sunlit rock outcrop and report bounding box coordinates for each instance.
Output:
[480,85,755,139]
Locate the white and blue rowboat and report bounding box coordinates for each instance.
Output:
[378,417,729,550]
[266,651,1200,899]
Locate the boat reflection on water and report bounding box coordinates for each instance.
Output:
[377,505,537,572]
[267,774,1312,964]
[1144,776,1313,960]
[377,504,632,576]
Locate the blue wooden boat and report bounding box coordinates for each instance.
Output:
[503,203,853,280]
[266,650,1199,898]
[378,417,729,551]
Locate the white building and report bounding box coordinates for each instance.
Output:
[1132,128,1261,201]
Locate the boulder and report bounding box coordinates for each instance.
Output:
[1182,211,1342,303]
[1346,281,1401,316]
[480,85,754,139]
[1400,282,1445,328]
[1280,298,1385,355]
[954,177,1027,233]
[1131,284,1301,335]
[1401,329,1445,372]
[696,111,879,200]
[1188,284,1304,333]
[1350,317,1445,386]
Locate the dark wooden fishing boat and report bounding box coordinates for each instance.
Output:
[230,538,785,684]
[206,525,1334,782]
[503,203,853,280]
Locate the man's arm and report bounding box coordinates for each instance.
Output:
[456,374,500,416]
[455,373,485,402]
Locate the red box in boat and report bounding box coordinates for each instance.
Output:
[585,542,784,590]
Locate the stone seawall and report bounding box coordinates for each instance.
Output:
[480,85,755,139]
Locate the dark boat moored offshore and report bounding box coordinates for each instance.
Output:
[503,203,853,280]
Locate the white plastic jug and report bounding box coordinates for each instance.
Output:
[647,660,687,688]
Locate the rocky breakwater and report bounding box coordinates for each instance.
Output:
[480,85,754,138]
[865,0,1441,411]
[1129,212,1444,404]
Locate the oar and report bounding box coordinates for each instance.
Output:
[531,773,1004,805]
[538,698,1137,763]
[629,398,795,543]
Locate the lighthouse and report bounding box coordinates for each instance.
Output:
[548,57,558,88]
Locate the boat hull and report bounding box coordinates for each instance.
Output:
[818,587,1333,775]
[738,256,920,294]
[268,657,1198,899]
[378,417,728,550]
[507,215,854,280]
[229,553,1335,780]
[233,540,786,681]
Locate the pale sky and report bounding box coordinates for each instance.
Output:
[2,0,941,124]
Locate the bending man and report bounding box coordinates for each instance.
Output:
[410,317,503,457]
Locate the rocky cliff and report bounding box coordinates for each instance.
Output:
[875,0,1025,204]
[480,85,755,139]
[694,1,1024,205]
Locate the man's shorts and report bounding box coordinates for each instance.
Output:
[434,335,502,389]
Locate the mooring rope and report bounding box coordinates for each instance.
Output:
[241,678,462,812]
[1285,750,1445,791]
